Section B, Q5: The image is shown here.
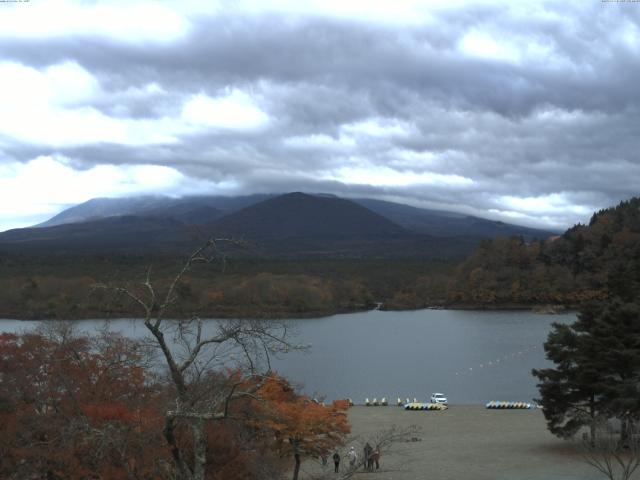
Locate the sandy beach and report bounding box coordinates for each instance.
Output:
[300,406,611,480]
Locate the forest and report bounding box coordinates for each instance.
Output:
[447,197,640,308]
[0,255,453,319]
[2,197,640,319]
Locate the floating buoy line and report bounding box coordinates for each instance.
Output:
[345,344,543,409]
[453,344,540,378]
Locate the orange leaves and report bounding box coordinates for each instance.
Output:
[1,331,342,479]
[206,289,225,302]
[82,402,137,424]
[0,330,164,479]
[332,399,350,410]
[255,374,350,458]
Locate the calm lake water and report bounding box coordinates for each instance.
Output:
[0,309,575,405]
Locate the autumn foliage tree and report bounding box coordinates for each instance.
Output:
[0,328,312,480]
[0,326,164,479]
[255,375,350,480]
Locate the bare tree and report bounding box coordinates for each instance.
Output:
[302,424,421,480]
[98,239,300,480]
[345,425,421,478]
[581,420,640,480]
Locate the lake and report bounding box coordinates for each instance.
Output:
[0,309,575,405]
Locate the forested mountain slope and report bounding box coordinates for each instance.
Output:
[446,198,640,307]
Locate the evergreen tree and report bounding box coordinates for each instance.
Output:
[533,317,606,442]
[584,299,640,444]
[534,298,640,443]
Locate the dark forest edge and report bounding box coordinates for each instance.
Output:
[0,256,453,320]
[2,197,640,320]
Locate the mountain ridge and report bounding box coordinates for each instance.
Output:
[29,192,556,240]
[0,192,557,259]
[37,194,274,228]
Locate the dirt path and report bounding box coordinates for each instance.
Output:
[300,406,614,480]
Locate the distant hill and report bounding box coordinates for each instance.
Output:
[37,196,172,227]
[142,203,223,225]
[0,216,194,253]
[37,194,274,228]
[204,192,428,257]
[0,193,483,259]
[0,191,557,259]
[211,192,407,240]
[32,193,555,241]
[352,198,555,240]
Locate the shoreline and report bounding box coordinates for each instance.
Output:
[0,303,574,322]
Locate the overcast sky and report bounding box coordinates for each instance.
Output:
[0,0,639,232]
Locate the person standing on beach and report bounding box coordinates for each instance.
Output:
[371,446,381,470]
[364,442,373,471]
[333,451,340,473]
[348,446,357,467]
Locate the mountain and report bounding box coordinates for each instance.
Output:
[142,203,223,225]
[37,196,172,227]
[0,216,195,253]
[1,193,476,259]
[352,198,555,239]
[0,192,558,258]
[1,193,412,256]
[33,193,555,240]
[211,192,407,240]
[200,192,430,257]
[37,194,274,228]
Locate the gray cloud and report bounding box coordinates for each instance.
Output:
[1,1,639,230]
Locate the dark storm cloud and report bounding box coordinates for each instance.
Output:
[2,0,640,229]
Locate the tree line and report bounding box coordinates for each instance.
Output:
[449,198,640,307]
[0,256,454,319]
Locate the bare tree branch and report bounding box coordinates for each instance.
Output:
[96,238,300,480]
[580,421,640,480]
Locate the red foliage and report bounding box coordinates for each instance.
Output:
[0,333,346,480]
[0,330,165,479]
[255,374,350,461]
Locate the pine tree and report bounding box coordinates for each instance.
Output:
[583,299,640,444]
[533,317,606,442]
[534,298,640,443]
